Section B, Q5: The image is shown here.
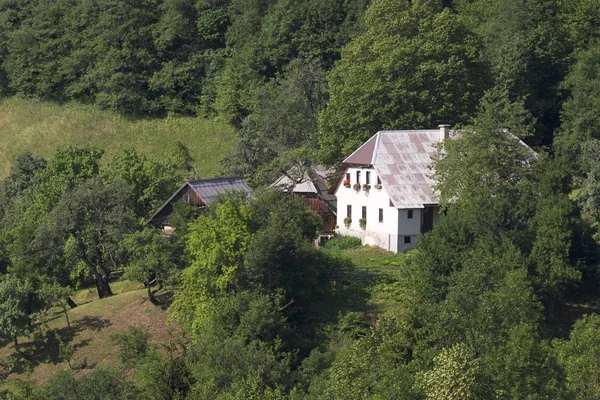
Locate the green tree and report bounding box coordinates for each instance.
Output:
[2,152,46,199]
[39,281,74,328]
[456,0,569,145]
[40,178,135,298]
[110,326,151,368]
[318,0,488,163]
[554,45,600,175]
[418,343,482,400]
[556,314,600,399]
[104,147,187,220]
[123,227,178,303]
[0,274,35,356]
[35,365,140,400]
[171,193,253,325]
[222,60,328,185]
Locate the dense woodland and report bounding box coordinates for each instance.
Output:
[2,0,600,398]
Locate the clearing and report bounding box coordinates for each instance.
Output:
[0,97,235,179]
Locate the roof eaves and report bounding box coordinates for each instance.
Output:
[145,181,190,225]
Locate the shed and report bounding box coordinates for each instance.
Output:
[147,177,253,229]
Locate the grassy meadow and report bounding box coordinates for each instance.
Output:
[0,97,235,179]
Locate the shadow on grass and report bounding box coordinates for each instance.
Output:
[152,290,174,310]
[7,316,111,374]
[77,316,111,332]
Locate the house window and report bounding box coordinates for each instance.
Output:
[407,210,413,219]
[379,208,383,223]
[366,171,371,184]
[345,172,350,181]
[377,176,382,185]
[404,236,411,244]
[356,170,361,183]
[347,205,352,218]
[362,206,367,220]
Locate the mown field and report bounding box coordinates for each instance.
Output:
[0,97,235,179]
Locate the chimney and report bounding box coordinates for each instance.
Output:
[438,124,451,141]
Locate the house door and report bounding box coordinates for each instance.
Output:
[421,206,434,233]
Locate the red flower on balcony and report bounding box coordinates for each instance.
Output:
[343,178,351,187]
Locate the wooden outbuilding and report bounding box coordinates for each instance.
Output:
[147,177,253,230]
[271,165,337,235]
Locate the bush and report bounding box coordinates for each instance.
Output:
[322,236,362,250]
[110,327,151,368]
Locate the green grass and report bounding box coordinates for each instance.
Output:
[336,245,407,267]
[0,97,235,179]
[0,280,174,388]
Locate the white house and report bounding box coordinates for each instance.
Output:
[331,125,451,252]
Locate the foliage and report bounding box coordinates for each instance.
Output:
[358,218,366,231]
[456,0,569,144]
[555,314,600,399]
[221,60,328,185]
[40,177,136,298]
[58,335,75,369]
[318,0,488,163]
[418,343,482,400]
[104,147,190,220]
[0,274,36,355]
[322,236,362,251]
[343,217,351,229]
[38,281,74,328]
[110,326,151,368]
[123,227,179,302]
[34,365,140,400]
[2,152,46,199]
[555,44,600,175]
[137,339,193,400]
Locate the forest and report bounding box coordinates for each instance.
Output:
[1,0,600,398]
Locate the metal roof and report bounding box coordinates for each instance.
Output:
[372,130,441,209]
[343,134,378,165]
[337,129,443,208]
[146,177,252,225]
[337,126,535,209]
[188,177,252,204]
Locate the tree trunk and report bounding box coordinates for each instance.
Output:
[95,277,114,299]
[147,282,158,305]
[74,234,113,298]
[13,337,22,356]
[62,305,71,328]
[67,297,78,309]
[96,248,110,280]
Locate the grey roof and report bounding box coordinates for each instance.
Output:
[146,177,252,225]
[188,177,252,204]
[338,129,443,208]
[369,130,441,209]
[340,127,535,209]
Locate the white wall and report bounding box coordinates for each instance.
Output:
[397,208,422,252]
[335,166,425,252]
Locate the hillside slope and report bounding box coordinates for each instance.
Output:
[0,282,174,388]
[0,98,235,179]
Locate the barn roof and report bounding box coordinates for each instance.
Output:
[188,177,252,204]
[147,177,252,225]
